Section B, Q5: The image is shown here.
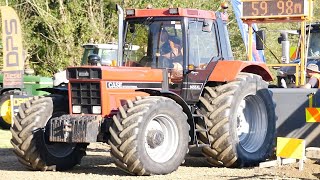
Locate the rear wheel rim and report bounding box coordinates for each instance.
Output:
[1,100,11,124]
[144,114,179,163]
[236,95,268,153]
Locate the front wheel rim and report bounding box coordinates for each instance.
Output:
[144,114,179,163]
[236,95,268,153]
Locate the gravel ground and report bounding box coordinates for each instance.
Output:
[0,143,319,180]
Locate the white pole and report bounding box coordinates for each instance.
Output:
[6,0,8,6]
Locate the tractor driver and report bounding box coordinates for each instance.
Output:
[157,28,183,79]
[301,63,320,88]
[159,29,183,60]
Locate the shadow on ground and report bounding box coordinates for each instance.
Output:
[0,147,128,176]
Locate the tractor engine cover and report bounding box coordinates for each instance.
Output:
[49,114,100,143]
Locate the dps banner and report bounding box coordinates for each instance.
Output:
[1,6,24,88]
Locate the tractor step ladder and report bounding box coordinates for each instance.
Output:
[192,109,211,147]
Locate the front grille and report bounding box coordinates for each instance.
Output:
[71,82,101,114]
[67,68,102,79]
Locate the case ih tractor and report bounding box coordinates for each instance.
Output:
[11,4,276,175]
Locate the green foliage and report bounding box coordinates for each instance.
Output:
[0,0,119,76]
[0,0,319,76]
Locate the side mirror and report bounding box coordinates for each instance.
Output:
[202,19,213,32]
[129,24,135,33]
[255,30,265,50]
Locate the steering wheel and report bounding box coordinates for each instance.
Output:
[157,55,174,69]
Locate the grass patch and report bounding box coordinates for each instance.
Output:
[0,129,12,148]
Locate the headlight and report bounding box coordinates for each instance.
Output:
[92,106,101,114]
[72,105,81,114]
[126,9,135,16]
[169,8,179,15]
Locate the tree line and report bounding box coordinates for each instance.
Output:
[0,0,319,76]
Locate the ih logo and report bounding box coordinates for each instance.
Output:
[1,6,24,88]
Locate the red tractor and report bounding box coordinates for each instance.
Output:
[11,4,276,175]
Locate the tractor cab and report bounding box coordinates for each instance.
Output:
[307,24,320,58]
[81,43,118,66]
[81,43,139,66]
[122,8,233,70]
[121,7,235,101]
[123,15,225,67]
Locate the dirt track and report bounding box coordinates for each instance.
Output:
[0,143,319,180]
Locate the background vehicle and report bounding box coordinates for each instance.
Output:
[0,65,53,129]
[241,0,320,149]
[53,42,139,87]
[277,22,320,87]
[11,4,276,175]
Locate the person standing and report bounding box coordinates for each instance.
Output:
[301,63,320,88]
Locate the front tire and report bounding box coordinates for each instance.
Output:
[198,72,276,167]
[10,96,87,171]
[109,96,189,175]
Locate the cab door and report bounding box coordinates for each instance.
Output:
[183,18,220,103]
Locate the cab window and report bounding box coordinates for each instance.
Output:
[188,19,218,69]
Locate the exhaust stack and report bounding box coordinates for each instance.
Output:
[116,4,124,66]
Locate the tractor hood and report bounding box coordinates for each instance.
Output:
[66,66,164,82]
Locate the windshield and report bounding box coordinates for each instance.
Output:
[124,18,184,69]
[308,32,320,58]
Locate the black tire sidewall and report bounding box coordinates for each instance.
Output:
[229,77,275,164]
[36,129,85,171]
[35,96,86,171]
[136,100,189,174]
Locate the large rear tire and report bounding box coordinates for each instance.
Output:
[109,96,189,175]
[198,72,276,167]
[0,90,22,129]
[10,96,87,171]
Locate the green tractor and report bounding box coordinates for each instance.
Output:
[0,71,53,129]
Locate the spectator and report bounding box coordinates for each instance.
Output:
[301,63,320,88]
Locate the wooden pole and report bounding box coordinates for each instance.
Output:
[300,21,306,85]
